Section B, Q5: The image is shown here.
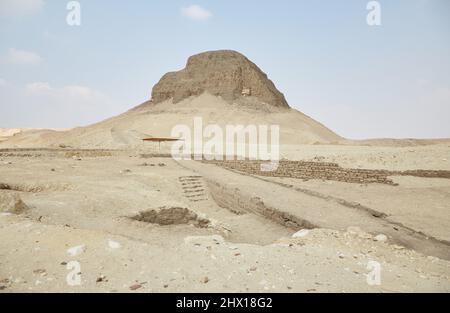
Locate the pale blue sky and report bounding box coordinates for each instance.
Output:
[0,0,449,138]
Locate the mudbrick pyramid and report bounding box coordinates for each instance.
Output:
[0,50,343,148]
[151,50,290,108]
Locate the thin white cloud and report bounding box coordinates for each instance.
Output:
[25,82,106,104]
[25,82,52,93]
[62,85,94,98]
[0,0,44,17]
[0,78,6,87]
[181,4,212,21]
[1,81,119,128]
[2,48,42,65]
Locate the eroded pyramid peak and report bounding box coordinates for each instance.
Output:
[151,50,289,108]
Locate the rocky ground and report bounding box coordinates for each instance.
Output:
[1,146,449,292]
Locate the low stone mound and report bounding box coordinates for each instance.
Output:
[0,192,29,214]
[131,207,209,228]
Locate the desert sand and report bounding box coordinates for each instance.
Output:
[1,50,449,293]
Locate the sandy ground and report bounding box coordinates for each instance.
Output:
[266,175,450,243]
[0,128,68,144]
[0,94,449,293]
[1,146,450,292]
[281,144,450,171]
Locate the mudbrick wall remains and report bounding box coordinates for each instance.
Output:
[204,160,450,185]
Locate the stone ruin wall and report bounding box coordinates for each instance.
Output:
[204,160,450,185]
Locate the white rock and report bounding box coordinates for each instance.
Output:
[67,244,86,256]
[184,235,224,245]
[374,234,388,242]
[346,226,363,235]
[108,240,121,249]
[292,229,310,238]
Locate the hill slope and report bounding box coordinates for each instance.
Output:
[0,50,342,149]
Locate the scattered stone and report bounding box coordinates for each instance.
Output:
[0,192,29,214]
[392,245,405,250]
[129,283,142,290]
[96,275,107,283]
[60,261,67,266]
[374,234,388,242]
[201,276,210,284]
[33,269,47,276]
[108,240,121,249]
[359,232,373,240]
[184,235,224,246]
[346,226,372,239]
[249,266,257,272]
[292,229,310,238]
[346,226,363,235]
[67,244,86,256]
